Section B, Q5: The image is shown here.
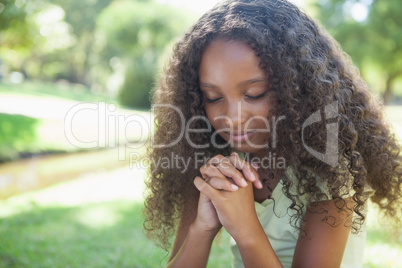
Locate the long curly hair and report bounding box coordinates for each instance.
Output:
[144,0,401,250]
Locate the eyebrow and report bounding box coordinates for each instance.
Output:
[200,77,267,89]
[240,78,267,86]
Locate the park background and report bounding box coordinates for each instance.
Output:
[0,0,401,267]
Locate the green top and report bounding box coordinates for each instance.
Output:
[229,151,372,268]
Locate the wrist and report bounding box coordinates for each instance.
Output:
[190,221,221,240]
[231,220,266,246]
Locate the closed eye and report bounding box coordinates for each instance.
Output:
[205,97,222,103]
[246,91,267,100]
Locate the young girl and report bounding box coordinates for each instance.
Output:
[144,0,401,267]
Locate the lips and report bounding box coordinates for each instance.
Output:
[226,130,257,142]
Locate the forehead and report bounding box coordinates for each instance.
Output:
[200,39,259,66]
[199,39,266,83]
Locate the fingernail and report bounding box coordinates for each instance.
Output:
[241,178,247,187]
[249,173,256,182]
[231,184,239,191]
[231,152,238,156]
[257,180,263,189]
[251,163,259,170]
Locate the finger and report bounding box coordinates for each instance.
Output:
[200,163,227,181]
[202,158,247,188]
[206,154,226,166]
[207,176,239,191]
[214,158,248,188]
[194,176,221,200]
[200,164,240,191]
[229,152,263,189]
[207,155,248,187]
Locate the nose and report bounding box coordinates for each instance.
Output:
[224,101,246,128]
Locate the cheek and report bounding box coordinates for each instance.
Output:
[260,99,274,118]
[249,101,271,119]
[204,106,221,129]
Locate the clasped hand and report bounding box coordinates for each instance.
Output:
[193,152,263,241]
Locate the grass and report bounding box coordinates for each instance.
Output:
[0,167,232,267]
[0,201,234,267]
[0,113,41,162]
[0,80,110,163]
[0,81,117,104]
[0,201,166,267]
[0,81,150,163]
[0,113,84,163]
[0,163,400,267]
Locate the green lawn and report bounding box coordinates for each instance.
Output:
[0,163,400,267]
[0,81,112,163]
[0,81,117,104]
[0,167,231,268]
[0,81,149,163]
[0,201,167,267]
[0,201,234,267]
[0,113,41,162]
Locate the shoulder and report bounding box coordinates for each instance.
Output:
[292,197,354,267]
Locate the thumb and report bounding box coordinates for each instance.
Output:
[193,176,205,190]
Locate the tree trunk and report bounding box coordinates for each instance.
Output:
[382,71,402,105]
[383,76,393,105]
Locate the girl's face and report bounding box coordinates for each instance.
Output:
[199,39,274,157]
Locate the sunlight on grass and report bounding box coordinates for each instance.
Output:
[0,164,232,267]
[0,165,146,217]
[0,166,167,267]
[363,204,402,267]
[0,81,117,105]
[0,201,168,267]
[74,205,123,229]
[1,163,400,267]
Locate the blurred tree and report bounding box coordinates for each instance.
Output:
[51,0,114,86]
[0,0,44,75]
[0,0,32,48]
[314,0,402,103]
[0,0,193,107]
[95,0,193,108]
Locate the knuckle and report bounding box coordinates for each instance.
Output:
[200,163,214,173]
[236,170,244,179]
[208,154,224,165]
[209,179,221,189]
[230,154,241,164]
[217,161,230,170]
[199,165,207,173]
[210,177,224,190]
[228,155,239,166]
[198,181,208,191]
[207,158,218,166]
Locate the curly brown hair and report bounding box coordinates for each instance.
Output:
[144,0,401,250]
